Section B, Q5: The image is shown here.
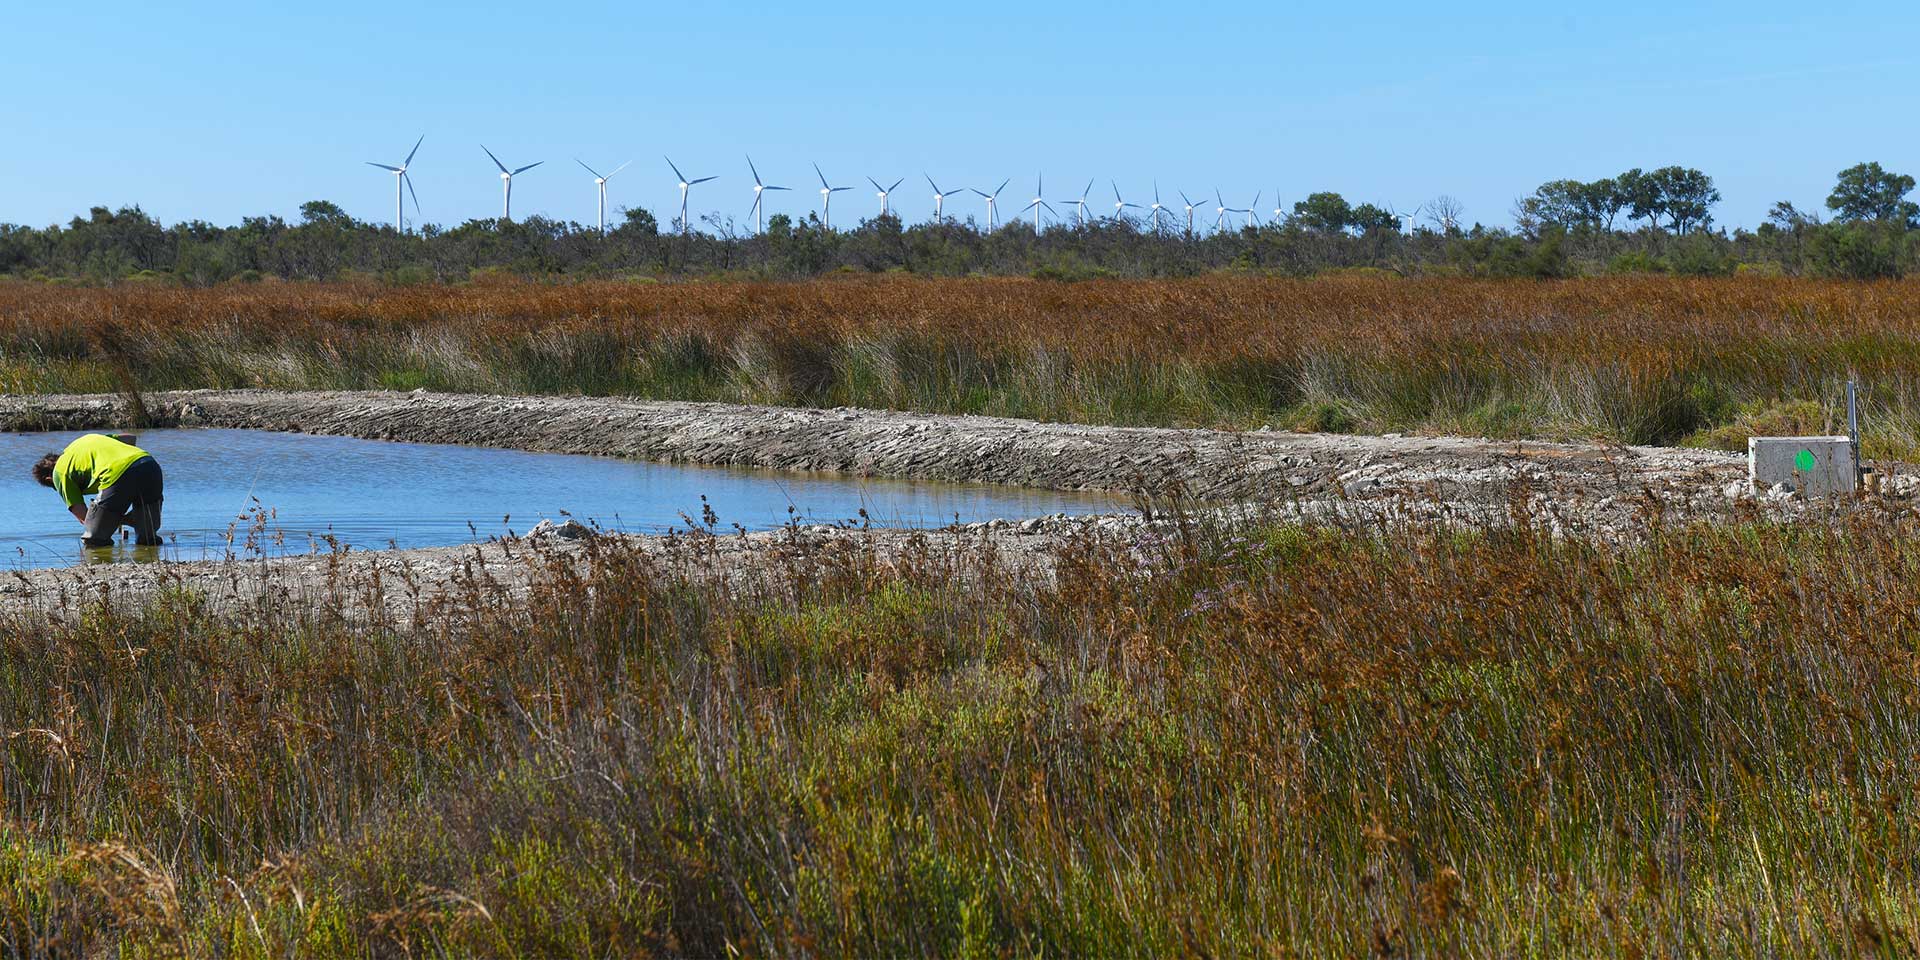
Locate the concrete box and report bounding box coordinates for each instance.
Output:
[1748,436,1857,496]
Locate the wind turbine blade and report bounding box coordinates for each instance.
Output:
[576,158,603,178]
[1042,201,1057,214]
[994,178,1010,197]
[512,161,543,175]
[482,145,509,174]
[367,162,402,172]
[971,189,990,198]
[691,176,717,185]
[868,176,885,192]
[1112,181,1122,202]
[665,156,688,182]
[831,186,851,193]
[926,173,940,193]
[1082,178,1093,199]
[747,154,763,185]
[766,185,791,191]
[404,172,421,213]
[403,134,425,167]
[813,162,829,189]
[607,160,632,180]
[887,178,903,193]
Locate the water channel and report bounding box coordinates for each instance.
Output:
[0,429,1121,568]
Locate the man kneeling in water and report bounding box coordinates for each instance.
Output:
[30,433,165,548]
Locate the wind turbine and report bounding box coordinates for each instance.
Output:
[927,175,963,221]
[1213,189,1232,231]
[1147,183,1169,235]
[972,178,1010,231]
[746,156,789,234]
[482,145,542,222]
[869,176,904,218]
[814,163,853,230]
[365,134,424,233]
[1111,182,1141,224]
[1021,174,1056,232]
[1273,191,1286,224]
[1058,178,1094,227]
[1180,191,1204,235]
[1390,203,1423,235]
[575,158,631,234]
[665,156,716,234]
[1239,191,1263,228]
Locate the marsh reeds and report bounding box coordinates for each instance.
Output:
[8,275,1920,451]
[3,504,1920,954]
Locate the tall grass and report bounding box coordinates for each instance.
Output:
[5,508,1920,954]
[6,275,1920,450]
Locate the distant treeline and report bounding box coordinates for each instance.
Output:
[5,162,1920,283]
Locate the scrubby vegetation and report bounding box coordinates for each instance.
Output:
[4,275,1920,453]
[5,505,1920,955]
[8,162,1920,282]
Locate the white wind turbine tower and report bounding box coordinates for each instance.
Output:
[926,175,963,221]
[1058,178,1094,227]
[1180,190,1204,235]
[1147,183,1169,235]
[1239,191,1263,228]
[746,156,789,234]
[813,163,853,230]
[1021,174,1056,232]
[1273,191,1287,224]
[1391,203,1423,235]
[575,158,632,234]
[1111,182,1141,225]
[972,178,1010,231]
[665,156,716,234]
[482,145,542,222]
[869,176,904,218]
[1213,188,1232,231]
[365,135,424,233]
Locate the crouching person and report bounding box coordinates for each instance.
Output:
[31,433,165,548]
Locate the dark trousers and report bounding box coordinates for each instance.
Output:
[83,456,164,547]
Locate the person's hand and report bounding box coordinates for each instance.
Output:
[69,504,86,524]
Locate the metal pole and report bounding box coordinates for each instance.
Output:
[1848,379,1863,487]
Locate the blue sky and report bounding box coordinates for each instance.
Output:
[8,0,1916,232]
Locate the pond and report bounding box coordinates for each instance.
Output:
[0,429,1122,568]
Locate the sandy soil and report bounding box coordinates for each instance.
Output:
[0,389,1907,616]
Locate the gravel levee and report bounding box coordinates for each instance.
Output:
[1,389,1908,615]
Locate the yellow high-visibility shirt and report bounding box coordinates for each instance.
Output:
[52,434,151,508]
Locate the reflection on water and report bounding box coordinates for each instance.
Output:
[1,428,1120,569]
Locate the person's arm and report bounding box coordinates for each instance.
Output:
[69,504,86,524]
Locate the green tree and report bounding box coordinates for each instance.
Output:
[1615,169,1662,230]
[1825,162,1918,225]
[1347,203,1400,234]
[298,200,353,227]
[1291,193,1352,233]
[1643,167,1719,233]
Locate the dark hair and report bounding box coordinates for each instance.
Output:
[31,453,58,487]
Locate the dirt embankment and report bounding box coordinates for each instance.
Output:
[0,388,1747,501]
[1,389,1905,616]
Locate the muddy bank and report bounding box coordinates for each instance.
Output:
[0,388,1749,502]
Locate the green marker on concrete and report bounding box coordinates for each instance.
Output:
[1795,449,1816,472]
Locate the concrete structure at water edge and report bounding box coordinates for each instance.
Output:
[1748,436,1858,497]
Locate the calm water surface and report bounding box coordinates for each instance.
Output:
[0,429,1120,568]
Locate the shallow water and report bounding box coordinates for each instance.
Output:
[0,429,1120,569]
